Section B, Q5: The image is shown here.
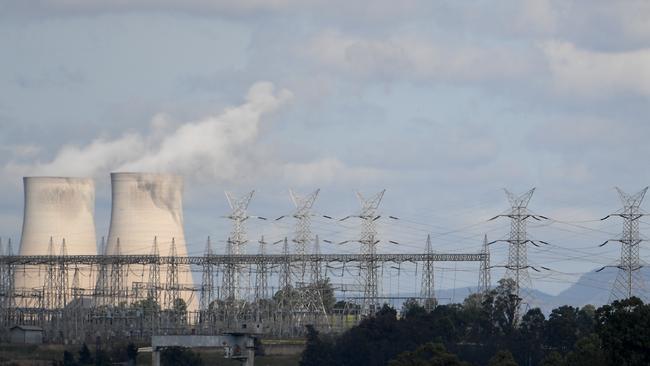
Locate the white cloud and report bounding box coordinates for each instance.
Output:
[306,31,536,83]
[542,41,650,98]
[283,158,385,186]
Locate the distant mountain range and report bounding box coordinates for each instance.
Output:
[388,267,650,315]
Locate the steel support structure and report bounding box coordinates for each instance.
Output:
[603,187,648,302]
[357,190,385,316]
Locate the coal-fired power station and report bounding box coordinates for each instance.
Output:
[15,177,98,303]
[106,172,195,309]
[13,173,195,310]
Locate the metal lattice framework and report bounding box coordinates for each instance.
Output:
[0,249,485,341]
[224,191,254,303]
[488,188,548,317]
[602,187,648,302]
[357,190,385,316]
[420,234,435,312]
[478,234,491,294]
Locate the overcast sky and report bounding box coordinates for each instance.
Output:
[1,0,650,296]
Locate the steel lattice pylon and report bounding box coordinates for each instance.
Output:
[493,188,538,316]
[224,191,254,302]
[604,187,648,302]
[357,190,385,316]
[200,237,214,312]
[420,234,436,312]
[478,234,491,294]
[289,189,326,326]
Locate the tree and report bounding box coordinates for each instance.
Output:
[388,342,470,366]
[545,305,578,353]
[539,351,565,366]
[564,334,606,366]
[401,298,426,319]
[300,325,335,366]
[488,350,518,366]
[62,350,77,366]
[595,297,650,365]
[518,308,545,364]
[576,305,595,338]
[490,279,521,336]
[160,347,203,366]
[126,343,138,365]
[78,343,93,365]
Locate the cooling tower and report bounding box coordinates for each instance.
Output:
[106,172,195,309]
[16,177,97,304]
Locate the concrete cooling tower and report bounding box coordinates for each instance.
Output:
[16,177,97,304]
[106,172,195,309]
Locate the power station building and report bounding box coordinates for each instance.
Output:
[106,172,195,310]
[15,177,98,305]
[14,173,195,310]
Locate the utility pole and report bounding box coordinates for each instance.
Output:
[420,234,436,312]
[357,190,385,316]
[601,187,648,302]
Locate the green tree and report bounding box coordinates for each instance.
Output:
[401,298,427,319]
[545,305,578,353]
[62,350,77,366]
[539,351,565,366]
[160,347,203,366]
[78,343,93,365]
[595,297,650,365]
[576,304,595,337]
[519,308,545,364]
[564,334,606,366]
[491,279,521,336]
[488,350,518,366]
[388,342,469,366]
[126,343,138,365]
[300,325,335,366]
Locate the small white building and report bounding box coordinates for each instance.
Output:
[10,325,43,345]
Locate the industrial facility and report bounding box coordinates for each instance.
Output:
[0,174,641,351]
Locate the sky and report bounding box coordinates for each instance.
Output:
[1,0,650,297]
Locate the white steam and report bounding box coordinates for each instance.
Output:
[4,81,381,187]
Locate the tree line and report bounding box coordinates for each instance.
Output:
[300,278,650,366]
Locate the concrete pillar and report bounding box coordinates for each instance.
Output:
[152,349,160,366]
[244,347,255,366]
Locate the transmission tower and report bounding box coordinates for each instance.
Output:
[420,235,436,312]
[94,237,109,308]
[148,236,160,301]
[489,188,546,315]
[504,188,534,305]
[288,189,320,325]
[289,189,319,283]
[200,236,214,312]
[44,237,56,310]
[254,236,269,322]
[224,190,254,302]
[478,234,491,294]
[602,187,648,302]
[278,237,292,335]
[357,190,385,316]
[164,238,179,310]
[110,238,125,306]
